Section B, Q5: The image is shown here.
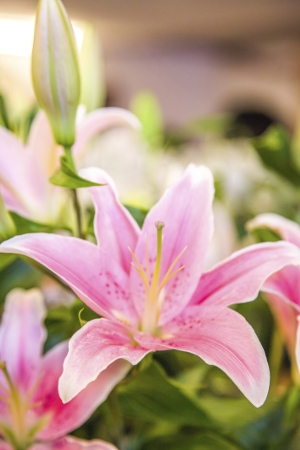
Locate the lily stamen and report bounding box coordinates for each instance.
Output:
[130,222,186,334]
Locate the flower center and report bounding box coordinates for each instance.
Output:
[130,221,186,335]
[0,361,45,450]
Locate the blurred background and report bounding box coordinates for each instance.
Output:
[0,0,299,130]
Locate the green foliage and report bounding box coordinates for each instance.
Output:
[140,431,242,450]
[117,358,216,428]
[0,259,42,303]
[131,92,164,149]
[0,194,16,241]
[44,298,98,351]
[186,114,234,136]
[252,125,300,186]
[124,204,148,228]
[50,156,104,189]
[10,212,71,235]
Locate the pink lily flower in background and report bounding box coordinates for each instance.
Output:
[247,213,300,371]
[0,288,128,449]
[1,165,300,408]
[0,107,140,225]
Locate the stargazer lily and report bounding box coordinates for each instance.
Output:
[1,165,300,408]
[247,213,300,373]
[0,288,128,449]
[0,107,140,226]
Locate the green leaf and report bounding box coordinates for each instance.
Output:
[252,125,300,186]
[10,212,71,235]
[131,91,164,149]
[140,431,242,450]
[249,227,281,244]
[0,254,16,272]
[50,156,105,189]
[44,298,99,351]
[117,358,216,428]
[124,204,148,228]
[186,114,234,136]
[0,258,42,303]
[0,193,16,241]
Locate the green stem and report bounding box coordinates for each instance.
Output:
[71,189,83,239]
[63,145,76,171]
[63,146,83,239]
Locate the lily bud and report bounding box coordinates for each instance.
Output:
[31,0,80,147]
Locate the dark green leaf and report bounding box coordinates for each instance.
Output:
[252,125,300,186]
[124,204,148,228]
[117,358,216,428]
[0,258,42,303]
[50,156,105,189]
[10,212,71,235]
[140,431,242,450]
[0,254,16,272]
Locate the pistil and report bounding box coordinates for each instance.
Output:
[130,222,186,335]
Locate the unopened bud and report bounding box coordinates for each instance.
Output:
[31,0,81,146]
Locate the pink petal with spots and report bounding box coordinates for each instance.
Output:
[59,319,149,402]
[34,342,129,440]
[247,213,300,248]
[189,242,300,308]
[79,167,140,273]
[130,164,214,324]
[0,288,46,391]
[31,436,118,450]
[0,234,137,324]
[73,107,141,158]
[136,306,269,407]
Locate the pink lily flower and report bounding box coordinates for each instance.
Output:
[0,288,128,449]
[1,166,300,408]
[0,107,140,225]
[247,213,300,371]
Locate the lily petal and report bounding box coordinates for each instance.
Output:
[59,319,150,402]
[34,342,129,439]
[265,291,298,357]
[27,111,61,179]
[296,318,300,372]
[189,242,300,308]
[0,234,137,323]
[262,265,300,311]
[73,107,141,158]
[130,164,214,324]
[31,436,118,450]
[79,167,140,273]
[0,288,46,391]
[0,128,45,218]
[247,213,300,247]
[0,441,12,449]
[138,306,269,407]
